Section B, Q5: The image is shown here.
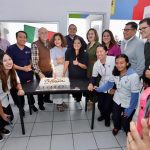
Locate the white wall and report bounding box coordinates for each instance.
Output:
[0,0,111,35]
[0,22,58,46]
[109,20,140,42]
[144,6,150,18]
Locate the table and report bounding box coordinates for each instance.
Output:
[19,78,96,134]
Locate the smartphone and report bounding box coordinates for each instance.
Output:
[144,97,150,118]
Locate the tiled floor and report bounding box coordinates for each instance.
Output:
[0,95,128,150]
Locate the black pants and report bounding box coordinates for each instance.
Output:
[10,88,35,109]
[0,104,14,130]
[36,71,52,105]
[112,101,136,133]
[72,92,82,102]
[97,92,113,122]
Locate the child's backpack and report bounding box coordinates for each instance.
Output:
[137,87,150,136]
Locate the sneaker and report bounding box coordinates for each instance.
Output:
[112,128,119,136]
[31,105,38,112]
[97,116,104,121]
[1,128,10,136]
[76,102,82,110]
[0,134,4,142]
[57,104,65,112]
[39,105,45,110]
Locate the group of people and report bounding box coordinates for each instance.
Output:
[0,18,150,149]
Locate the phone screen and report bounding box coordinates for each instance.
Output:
[144,97,150,118]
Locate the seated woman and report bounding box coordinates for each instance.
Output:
[95,54,140,135]
[88,44,115,127]
[63,36,88,110]
[0,52,24,142]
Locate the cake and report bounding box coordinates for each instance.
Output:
[39,77,70,89]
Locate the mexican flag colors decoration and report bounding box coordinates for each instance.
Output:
[24,25,55,43]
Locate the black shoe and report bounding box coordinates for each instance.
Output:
[44,99,53,103]
[105,120,110,127]
[31,105,38,112]
[112,128,119,136]
[97,116,104,121]
[39,105,45,110]
[1,128,10,136]
[0,134,3,142]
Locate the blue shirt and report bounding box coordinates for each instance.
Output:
[7,44,33,83]
[50,46,67,66]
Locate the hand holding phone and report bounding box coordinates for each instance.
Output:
[137,88,150,136]
[127,119,150,150]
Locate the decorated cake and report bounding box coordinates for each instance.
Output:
[39,77,70,89]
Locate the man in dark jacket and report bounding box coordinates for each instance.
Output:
[139,18,150,86]
[65,24,87,50]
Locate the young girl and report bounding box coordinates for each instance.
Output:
[102,29,121,56]
[95,54,140,135]
[88,44,115,126]
[0,51,24,142]
[63,36,88,110]
[50,33,68,112]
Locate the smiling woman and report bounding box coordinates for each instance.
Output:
[0,51,24,142]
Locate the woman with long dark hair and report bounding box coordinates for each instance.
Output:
[95,54,140,135]
[63,36,88,109]
[102,29,121,56]
[0,51,24,142]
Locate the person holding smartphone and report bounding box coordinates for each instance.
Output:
[0,51,24,142]
[127,118,150,150]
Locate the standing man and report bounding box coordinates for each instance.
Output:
[139,17,150,86]
[121,22,145,77]
[0,32,10,52]
[31,27,52,110]
[65,24,87,50]
[7,31,38,115]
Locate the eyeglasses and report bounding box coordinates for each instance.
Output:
[139,26,150,31]
[122,28,134,32]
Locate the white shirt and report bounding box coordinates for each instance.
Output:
[110,71,140,108]
[92,56,115,88]
[0,72,20,108]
